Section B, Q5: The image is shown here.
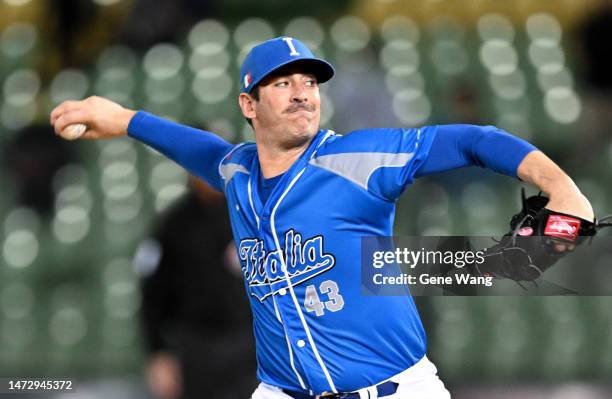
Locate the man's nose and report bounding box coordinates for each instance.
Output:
[291,84,308,102]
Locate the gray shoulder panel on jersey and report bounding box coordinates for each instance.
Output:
[309,152,414,190]
[220,163,250,186]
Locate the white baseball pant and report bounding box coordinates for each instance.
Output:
[251,356,452,399]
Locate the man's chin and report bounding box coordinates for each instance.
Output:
[295,124,319,138]
[279,124,318,149]
[287,117,317,133]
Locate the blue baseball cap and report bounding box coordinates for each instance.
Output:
[240,36,335,93]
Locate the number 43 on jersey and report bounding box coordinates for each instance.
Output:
[304,280,344,316]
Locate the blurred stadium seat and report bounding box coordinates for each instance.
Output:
[0,1,611,396]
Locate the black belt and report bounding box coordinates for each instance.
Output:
[283,381,399,399]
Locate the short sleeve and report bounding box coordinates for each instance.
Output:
[311,126,438,202]
[366,126,438,201]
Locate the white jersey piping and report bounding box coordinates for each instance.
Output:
[268,130,337,393]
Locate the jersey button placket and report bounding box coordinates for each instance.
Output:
[275,284,325,389]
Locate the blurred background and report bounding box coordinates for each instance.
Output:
[0,0,611,398]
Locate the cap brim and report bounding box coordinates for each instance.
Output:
[247,58,335,93]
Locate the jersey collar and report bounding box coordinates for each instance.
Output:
[250,129,331,219]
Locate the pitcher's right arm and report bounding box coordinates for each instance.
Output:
[51,96,234,192]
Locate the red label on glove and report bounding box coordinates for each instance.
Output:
[544,215,581,241]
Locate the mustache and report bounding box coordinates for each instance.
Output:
[284,103,316,114]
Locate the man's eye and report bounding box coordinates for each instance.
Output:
[275,81,288,87]
[306,80,317,87]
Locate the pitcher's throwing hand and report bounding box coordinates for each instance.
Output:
[50,96,136,140]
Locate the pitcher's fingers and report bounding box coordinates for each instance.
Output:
[50,100,85,124]
[53,110,88,135]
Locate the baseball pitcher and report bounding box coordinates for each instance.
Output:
[50,37,596,399]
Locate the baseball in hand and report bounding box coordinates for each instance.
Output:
[60,123,87,140]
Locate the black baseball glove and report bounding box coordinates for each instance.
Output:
[474,189,610,282]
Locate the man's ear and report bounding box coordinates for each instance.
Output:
[238,93,256,119]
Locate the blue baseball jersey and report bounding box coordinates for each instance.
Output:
[128,112,535,394]
[220,128,434,394]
